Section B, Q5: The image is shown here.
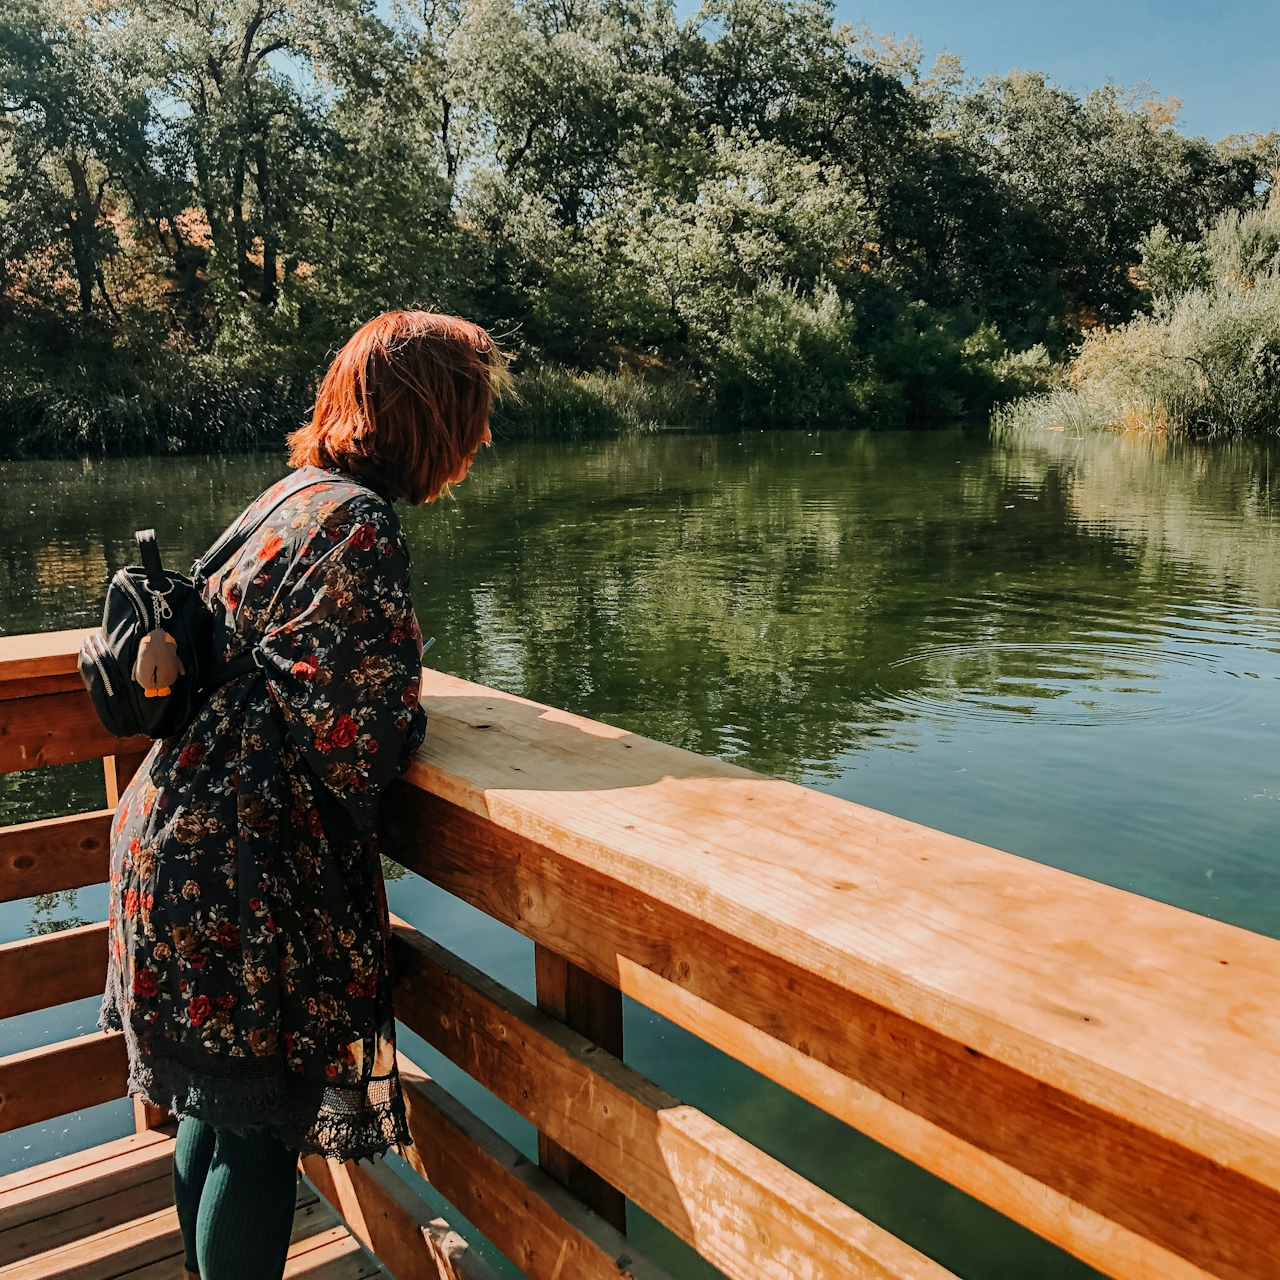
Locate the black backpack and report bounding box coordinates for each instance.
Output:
[79,470,320,741]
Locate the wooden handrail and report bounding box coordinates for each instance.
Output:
[376,669,1280,1280]
[2,630,1278,1278]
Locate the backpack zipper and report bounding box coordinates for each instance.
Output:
[116,570,154,630]
[88,632,116,698]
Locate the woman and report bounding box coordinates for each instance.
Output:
[101,311,506,1280]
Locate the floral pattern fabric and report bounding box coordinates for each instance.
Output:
[101,468,427,1161]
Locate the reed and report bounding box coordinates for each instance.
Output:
[998,206,1280,438]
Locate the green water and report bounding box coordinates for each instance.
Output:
[3,428,1279,1279]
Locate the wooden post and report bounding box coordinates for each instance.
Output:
[533,943,626,1233]
[103,750,149,810]
[132,1096,171,1133]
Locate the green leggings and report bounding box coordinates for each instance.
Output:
[172,1117,300,1280]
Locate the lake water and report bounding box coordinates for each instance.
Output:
[2,427,1278,1279]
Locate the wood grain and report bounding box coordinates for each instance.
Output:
[0,676,84,702]
[534,943,626,1233]
[395,1053,672,1280]
[0,811,112,905]
[0,1033,127,1135]
[0,1163,371,1280]
[0,1130,173,1267]
[302,1154,498,1280]
[0,632,91,689]
[104,751,150,810]
[376,669,1280,1280]
[0,691,149,774]
[0,1204,181,1280]
[0,924,108,1021]
[617,957,1215,1280]
[393,921,958,1280]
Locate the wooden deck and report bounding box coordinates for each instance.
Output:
[2,626,1279,1279]
[0,1131,384,1279]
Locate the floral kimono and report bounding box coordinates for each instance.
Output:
[101,467,427,1161]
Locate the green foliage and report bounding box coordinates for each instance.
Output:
[1206,205,1280,285]
[710,280,873,428]
[2,0,1275,454]
[1139,224,1210,299]
[493,367,706,438]
[999,205,1280,438]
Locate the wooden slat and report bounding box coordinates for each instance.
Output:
[0,1131,169,1205]
[0,632,91,690]
[0,811,112,905]
[374,669,1280,1280]
[0,691,149,774]
[0,676,84,702]
[0,1131,172,1266]
[0,1168,375,1280]
[534,944,626,1233]
[0,1161,171,1268]
[395,1053,672,1280]
[0,1033,127,1135]
[0,1203,180,1280]
[0,924,108,1021]
[283,1225,382,1280]
[394,922,957,1280]
[302,1154,499,1280]
[618,958,1214,1280]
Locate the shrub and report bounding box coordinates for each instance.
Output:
[491,367,707,439]
[709,281,879,429]
[0,329,313,458]
[1001,205,1280,437]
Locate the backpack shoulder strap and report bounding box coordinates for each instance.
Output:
[193,468,327,587]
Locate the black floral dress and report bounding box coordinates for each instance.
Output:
[101,468,427,1160]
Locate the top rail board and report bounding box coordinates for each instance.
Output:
[2,634,1278,1279]
[0,631,92,691]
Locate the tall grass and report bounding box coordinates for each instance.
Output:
[491,367,707,439]
[999,206,1280,439]
[0,337,708,459]
[0,336,314,458]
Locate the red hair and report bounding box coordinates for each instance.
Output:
[288,311,508,505]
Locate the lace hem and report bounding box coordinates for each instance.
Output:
[100,987,410,1163]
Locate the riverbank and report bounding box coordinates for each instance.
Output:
[997,204,1280,439]
[0,345,707,457]
[0,330,1041,458]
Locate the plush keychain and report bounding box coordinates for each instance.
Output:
[133,626,185,698]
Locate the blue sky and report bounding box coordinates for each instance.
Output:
[842,0,1279,141]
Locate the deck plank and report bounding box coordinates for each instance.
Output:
[0,1135,382,1280]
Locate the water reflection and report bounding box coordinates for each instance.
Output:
[3,431,1280,1279]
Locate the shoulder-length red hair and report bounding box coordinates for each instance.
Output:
[288,311,508,505]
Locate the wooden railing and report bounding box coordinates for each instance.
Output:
[2,628,1279,1280]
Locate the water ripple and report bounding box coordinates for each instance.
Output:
[880,640,1231,727]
